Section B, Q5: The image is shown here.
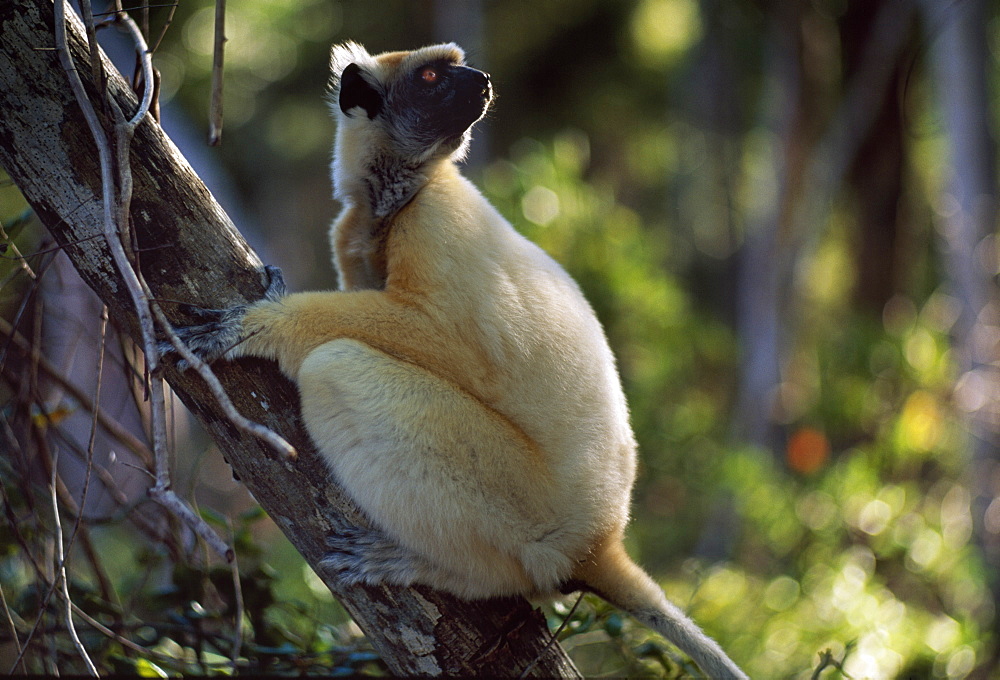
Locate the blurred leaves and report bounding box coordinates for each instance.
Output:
[480,134,989,678]
[3,0,998,677]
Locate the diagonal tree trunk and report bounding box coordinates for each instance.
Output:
[0,0,579,675]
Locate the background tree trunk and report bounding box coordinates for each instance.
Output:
[0,0,580,676]
[918,1,1000,670]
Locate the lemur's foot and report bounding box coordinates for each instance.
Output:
[158,265,286,368]
[322,525,430,588]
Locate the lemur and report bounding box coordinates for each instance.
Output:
[167,42,747,679]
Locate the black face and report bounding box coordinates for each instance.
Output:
[338,58,493,158]
[400,60,493,144]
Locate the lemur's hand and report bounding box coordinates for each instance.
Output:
[159,265,286,369]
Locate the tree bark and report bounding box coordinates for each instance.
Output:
[0,0,580,676]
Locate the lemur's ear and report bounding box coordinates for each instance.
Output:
[339,63,382,119]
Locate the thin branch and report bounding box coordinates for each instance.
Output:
[148,2,179,54]
[0,315,154,468]
[518,594,585,679]
[0,219,37,280]
[2,472,53,675]
[64,305,106,559]
[50,448,99,676]
[208,0,226,145]
[228,519,245,671]
[0,585,26,674]
[149,486,234,560]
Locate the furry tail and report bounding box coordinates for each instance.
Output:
[572,537,748,680]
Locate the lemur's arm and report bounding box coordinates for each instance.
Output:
[167,265,441,380]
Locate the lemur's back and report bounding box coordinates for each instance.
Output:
[376,165,637,522]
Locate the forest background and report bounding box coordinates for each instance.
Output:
[2,0,998,677]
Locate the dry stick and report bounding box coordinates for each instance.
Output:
[208,0,225,145]
[2,477,53,675]
[64,306,106,564]
[148,1,179,54]
[67,599,177,665]
[518,593,585,680]
[0,585,25,674]
[1,442,87,676]
[50,449,99,676]
[227,518,245,671]
[2,508,180,673]
[0,315,155,467]
[0,220,37,280]
[5,469,153,667]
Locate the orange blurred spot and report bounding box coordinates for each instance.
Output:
[787,427,830,475]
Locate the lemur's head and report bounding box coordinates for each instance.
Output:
[329,42,493,205]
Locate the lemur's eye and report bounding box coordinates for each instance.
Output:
[420,66,439,84]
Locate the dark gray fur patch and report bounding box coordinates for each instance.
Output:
[364,155,425,219]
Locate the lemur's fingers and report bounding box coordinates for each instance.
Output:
[177,303,228,321]
[158,305,248,369]
[158,265,284,368]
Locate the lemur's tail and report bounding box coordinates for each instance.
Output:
[571,537,748,680]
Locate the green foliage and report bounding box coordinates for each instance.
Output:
[479,138,989,678]
[0,498,385,676]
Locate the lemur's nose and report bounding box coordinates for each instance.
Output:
[476,71,493,101]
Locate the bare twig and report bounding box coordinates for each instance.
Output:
[518,594,585,679]
[0,219,37,280]
[0,585,26,674]
[228,519,245,671]
[148,2,179,54]
[208,0,226,145]
[64,306,106,557]
[0,315,154,468]
[51,449,99,676]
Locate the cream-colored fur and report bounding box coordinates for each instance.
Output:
[175,43,746,678]
[240,162,635,598]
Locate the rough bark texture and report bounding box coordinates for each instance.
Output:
[0,0,580,676]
